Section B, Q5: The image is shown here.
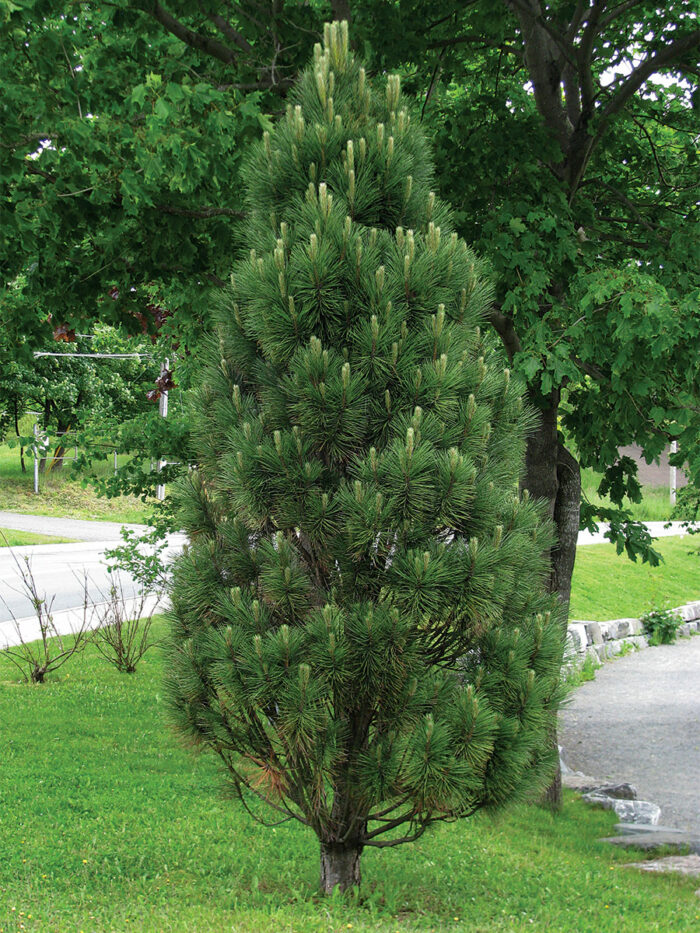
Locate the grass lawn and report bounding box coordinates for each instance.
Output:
[0,529,77,546]
[0,440,150,525]
[580,467,674,523]
[1,622,699,932]
[570,535,700,620]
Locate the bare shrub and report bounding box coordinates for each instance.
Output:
[91,575,159,673]
[0,555,92,684]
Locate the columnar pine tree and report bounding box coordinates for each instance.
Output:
[166,21,565,894]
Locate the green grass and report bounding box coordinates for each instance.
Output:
[0,529,77,546]
[1,623,699,932]
[570,535,700,621]
[581,467,674,522]
[0,439,150,524]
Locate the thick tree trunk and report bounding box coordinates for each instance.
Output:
[523,394,582,810]
[319,841,362,893]
[541,441,582,809]
[523,393,559,523]
[551,444,581,611]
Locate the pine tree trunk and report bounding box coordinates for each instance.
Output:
[523,393,581,810]
[319,841,362,893]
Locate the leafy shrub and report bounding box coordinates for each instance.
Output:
[641,607,683,646]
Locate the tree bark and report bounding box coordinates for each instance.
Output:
[319,841,362,893]
[540,440,582,809]
[523,396,582,810]
[551,443,581,611]
[14,399,26,473]
[522,390,559,524]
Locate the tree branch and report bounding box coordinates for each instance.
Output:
[565,0,590,43]
[485,306,522,362]
[599,0,645,30]
[421,48,445,122]
[503,0,574,150]
[23,162,57,182]
[205,12,254,53]
[145,2,240,64]
[630,116,669,186]
[156,204,245,219]
[596,30,700,137]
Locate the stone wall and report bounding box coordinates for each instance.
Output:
[567,601,700,663]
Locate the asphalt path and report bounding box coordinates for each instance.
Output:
[559,637,700,835]
[0,510,147,542]
[0,541,141,623]
[0,534,186,644]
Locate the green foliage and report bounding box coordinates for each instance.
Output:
[0,324,157,461]
[104,526,170,594]
[578,501,662,566]
[641,608,683,646]
[166,24,564,890]
[3,1,699,541]
[396,1,700,531]
[0,0,320,348]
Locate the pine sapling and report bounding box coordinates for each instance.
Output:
[166,21,565,894]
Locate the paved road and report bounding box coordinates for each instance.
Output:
[577,520,697,546]
[0,541,142,624]
[559,637,700,834]
[0,510,147,542]
[0,535,186,642]
[3,509,694,549]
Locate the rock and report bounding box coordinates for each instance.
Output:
[566,777,637,798]
[587,622,603,645]
[613,799,661,825]
[566,624,587,656]
[595,782,638,800]
[563,773,609,793]
[679,601,700,623]
[608,619,633,639]
[613,823,687,835]
[582,794,660,824]
[602,833,700,855]
[624,855,700,876]
[558,745,571,774]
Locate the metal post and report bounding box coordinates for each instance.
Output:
[156,358,169,501]
[33,423,39,494]
[670,440,678,505]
